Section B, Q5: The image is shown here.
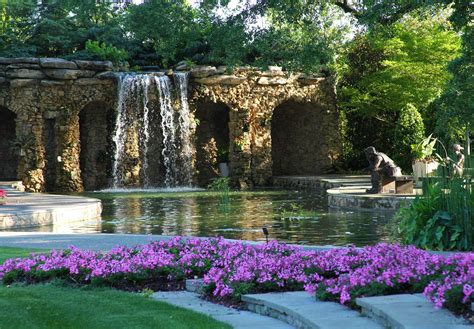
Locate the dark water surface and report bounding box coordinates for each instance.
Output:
[24,189,393,246]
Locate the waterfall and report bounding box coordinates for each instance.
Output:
[174,72,194,186]
[155,76,177,188]
[112,72,194,189]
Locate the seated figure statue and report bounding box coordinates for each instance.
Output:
[364,146,402,194]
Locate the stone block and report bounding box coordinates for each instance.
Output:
[0,57,39,65]
[94,71,118,80]
[74,78,111,85]
[43,69,81,80]
[10,79,37,88]
[6,64,41,70]
[40,58,78,69]
[40,80,68,86]
[0,77,9,85]
[6,68,46,79]
[257,77,288,85]
[76,70,97,78]
[194,75,246,85]
[190,66,217,78]
[74,60,113,71]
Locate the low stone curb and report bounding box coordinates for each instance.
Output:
[356,294,472,329]
[152,291,294,329]
[241,291,383,329]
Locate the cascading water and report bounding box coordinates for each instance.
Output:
[155,75,177,187]
[174,72,194,186]
[112,72,194,189]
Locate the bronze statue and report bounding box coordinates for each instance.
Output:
[452,144,465,176]
[364,146,402,193]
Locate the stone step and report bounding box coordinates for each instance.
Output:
[152,291,294,329]
[356,294,472,329]
[241,291,383,329]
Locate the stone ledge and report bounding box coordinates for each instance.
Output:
[356,294,471,329]
[0,192,102,229]
[242,291,383,329]
[327,187,416,211]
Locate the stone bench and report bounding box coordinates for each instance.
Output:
[381,175,414,194]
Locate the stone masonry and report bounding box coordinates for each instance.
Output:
[0,59,340,191]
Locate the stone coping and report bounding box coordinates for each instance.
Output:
[356,294,471,329]
[273,175,371,191]
[327,187,417,211]
[0,191,102,230]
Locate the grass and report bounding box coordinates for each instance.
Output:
[0,247,49,264]
[0,248,231,329]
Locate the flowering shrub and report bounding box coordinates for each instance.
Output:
[0,189,7,204]
[0,238,472,314]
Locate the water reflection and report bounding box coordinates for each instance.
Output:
[19,191,394,246]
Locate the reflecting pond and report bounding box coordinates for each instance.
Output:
[31,189,393,246]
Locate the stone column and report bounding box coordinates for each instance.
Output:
[229,107,252,189]
[55,109,84,192]
[10,84,45,192]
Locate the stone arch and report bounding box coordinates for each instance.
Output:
[0,106,18,180]
[79,101,115,190]
[271,100,331,176]
[194,100,231,186]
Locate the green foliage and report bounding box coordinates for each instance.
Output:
[82,40,128,65]
[395,177,473,251]
[208,177,231,205]
[410,135,437,161]
[340,8,461,118]
[393,104,425,171]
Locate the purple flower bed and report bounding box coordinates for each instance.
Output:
[0,238,472,315]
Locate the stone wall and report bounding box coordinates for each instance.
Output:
[188,66,341,188]
[0,59,340,191]
[0,57,116,192]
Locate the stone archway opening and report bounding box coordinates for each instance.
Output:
[194,101,230,186]
[79,102,115,190]
[271,101,328,176]
[0,107,18,180]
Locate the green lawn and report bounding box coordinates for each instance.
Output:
[0,247,231,329]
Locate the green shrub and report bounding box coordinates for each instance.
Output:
[77,40,129,65]
[393,104,425,172]
[395,177,473,251]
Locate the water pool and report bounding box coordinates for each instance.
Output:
[35,189,392,246]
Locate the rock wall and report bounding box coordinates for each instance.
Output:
[0,57,116,192]
[188,66,341,189]
[0,59,340,191]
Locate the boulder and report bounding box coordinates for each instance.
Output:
[190,66,217,78]
[74,60,113,71]
[43,69,81,80]
[194,75,246,85]
[40,58,78,69]
[6,68,46,79]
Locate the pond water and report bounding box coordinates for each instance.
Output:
[34,189,393,246]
